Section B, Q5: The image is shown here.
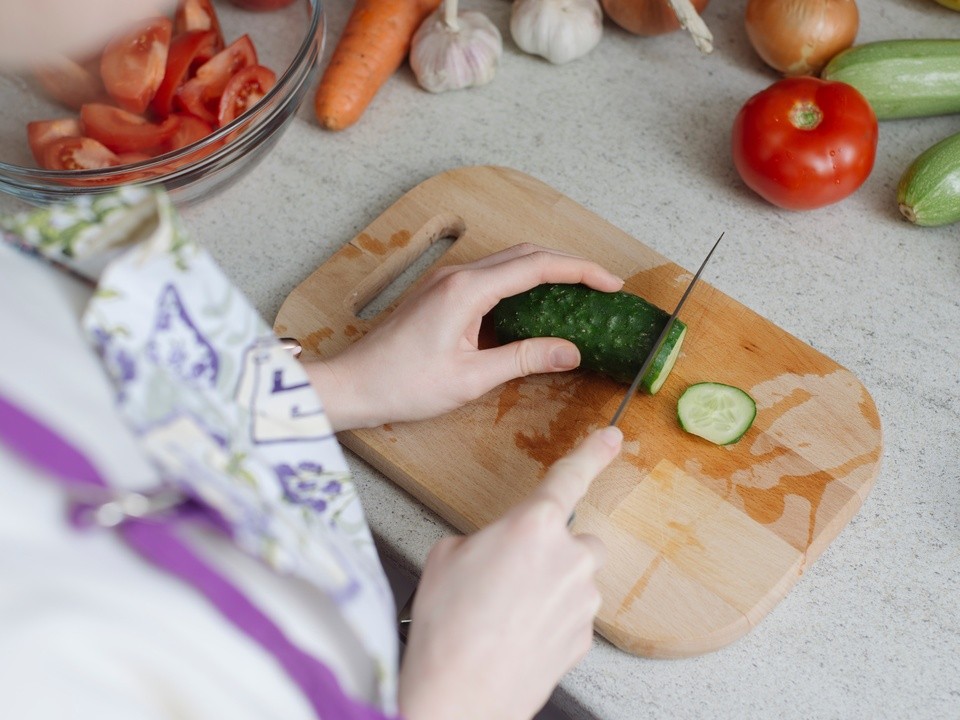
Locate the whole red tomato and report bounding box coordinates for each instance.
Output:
[731,77,878,210]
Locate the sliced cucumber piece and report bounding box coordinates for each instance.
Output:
[677,382,756,445]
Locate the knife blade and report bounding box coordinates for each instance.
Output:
[608,232,724,427]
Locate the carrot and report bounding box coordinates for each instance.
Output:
[314,0,441,131]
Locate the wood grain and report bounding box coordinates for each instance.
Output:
[274,166,883,657]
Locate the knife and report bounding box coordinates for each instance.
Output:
[608,232,724,427]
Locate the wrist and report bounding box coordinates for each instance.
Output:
[302,357,380,431]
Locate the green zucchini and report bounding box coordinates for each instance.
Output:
[492,283,686,394]
[897,129,960,226]
[821,39,960,120]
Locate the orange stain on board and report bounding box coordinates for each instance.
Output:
[303,327,334,351]
[344,324,360,338]
[341,244,363,260]
[356,233,387,255]
[737,448,880,548]
[616,519,705,616]
[618,555,664,615]
[389,230,411,248]
[514,375,619,471]
[495,379,524,424]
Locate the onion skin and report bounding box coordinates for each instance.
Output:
[602,0,711,36]
[745,0,859,76]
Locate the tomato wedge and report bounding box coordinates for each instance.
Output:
[40,137,120,171]
[100,17,173,114]
[80,103,180,154]
[27,118,83,163]
[174,0,224,49]
[177,34,257,123]
[217,65,276,126]
[152,30,219,118]
[33,55,105,110]
[165,113,214,151]
[24,3,276,173]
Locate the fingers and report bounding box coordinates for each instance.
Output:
[463,337,581,394]
[575,532,607,570]
[445,243,583,273]
[421,244,623,304]
[531,426,623,519]
[477,249,624,307]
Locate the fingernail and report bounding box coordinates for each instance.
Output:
[598,426,623,448]
[550,345,580,369]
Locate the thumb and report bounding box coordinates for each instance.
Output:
[476,338,581,388]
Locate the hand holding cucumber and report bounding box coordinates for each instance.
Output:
[303,244,624,430]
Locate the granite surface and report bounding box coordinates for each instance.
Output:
[4,0,959,718]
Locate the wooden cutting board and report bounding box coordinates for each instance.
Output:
[274,166,882,657]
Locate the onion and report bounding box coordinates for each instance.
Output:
[602,0,713,52]
[745,0,859,76]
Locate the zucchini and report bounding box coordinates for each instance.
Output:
[821,39,960,120]
[897,129,960,226]
[677,383,756,445]
[492,283,686,394]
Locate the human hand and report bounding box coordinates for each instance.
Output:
[396,426,622,720]
[304,243,623,430]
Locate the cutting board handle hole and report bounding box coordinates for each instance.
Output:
[355,215,463,321]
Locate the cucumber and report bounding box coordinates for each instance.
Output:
[677,383,756,445]
[492,283,686,394]
[897,129,960,226]
[821,39,960,120]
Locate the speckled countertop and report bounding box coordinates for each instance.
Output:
[6,0,960,717]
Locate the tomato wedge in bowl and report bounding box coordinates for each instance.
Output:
[0,0,325,205]
[27,118,83,164]
[152,30,221,118]
[100,17,174,115]
[41,137,120,171]
[177,34,258,123]
[80,104,180,154]
[218,65,277,126]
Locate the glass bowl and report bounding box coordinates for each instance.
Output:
[0,0,323,206]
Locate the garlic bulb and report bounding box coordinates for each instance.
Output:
[510,0,603,65]
[410,1,502,94]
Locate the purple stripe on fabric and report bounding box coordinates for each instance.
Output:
[0,393,398,720]
[119,521,395,720]
[0,394,106,487]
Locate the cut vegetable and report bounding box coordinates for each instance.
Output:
[677,382,756,445]
[492,283,686,395]
[24,1,275,172]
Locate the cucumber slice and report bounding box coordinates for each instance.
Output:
[677,382,756,445]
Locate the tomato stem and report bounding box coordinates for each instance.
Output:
[790,102,823,131]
